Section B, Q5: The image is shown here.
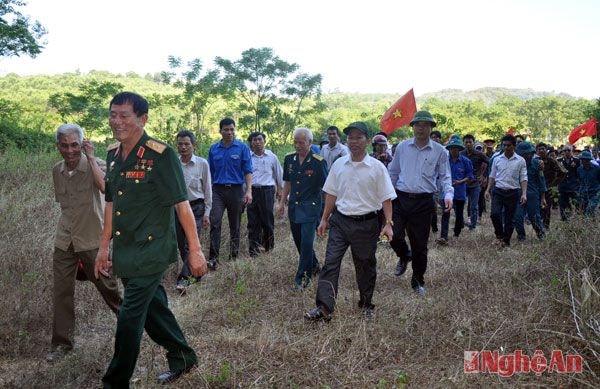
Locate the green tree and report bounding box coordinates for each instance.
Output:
[215,47,322,137]
[0,0,46,57]
[161,56,223,141]
[48,80,123,135]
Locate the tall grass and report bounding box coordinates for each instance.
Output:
[0,148,598,387]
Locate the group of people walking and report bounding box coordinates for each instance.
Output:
[48,90,599,387]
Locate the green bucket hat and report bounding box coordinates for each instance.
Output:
[445,135,464,150]
[579,150,593,160]
[410,110,437,127]
[515,141,536,155]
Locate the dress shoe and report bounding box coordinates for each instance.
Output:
[304,306,332,322]
[394,258,407,276]
[413,285,426,296]
[175,279,187,293]
[46,347,70,362]
[435,237,448,245]
[312,264,321,276]
[157,364,196,384]
[290,283,306,292]
[207,259,217,270]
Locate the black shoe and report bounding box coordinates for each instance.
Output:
[157,365,196,384]
[175,279,187,294]
[413,285,426,296]
[394,258,407,276]
[304,306,332,322]
[363,307,375,320]
[312,264,321,276]
[46,347,70,362]
[207,259,217,270]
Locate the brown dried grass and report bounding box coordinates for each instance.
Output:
[0,149,598,388]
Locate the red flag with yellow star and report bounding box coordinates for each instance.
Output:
[380,88,417,134]
[568,118,597,144]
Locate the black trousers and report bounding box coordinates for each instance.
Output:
[209,184,243,262]
[440,199,465,239]
[490,188,519,244]
[390,191,434,287]
[540,190,552,229]
[558,191,578,221]
[175,199,205,280]
[316,211,379,313]
[247,185,275,255]
[479,184,487,216]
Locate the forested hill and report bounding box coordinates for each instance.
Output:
[0,71,598,151]
[418,87,575,104]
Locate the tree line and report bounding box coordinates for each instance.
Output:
[1,48,598,153]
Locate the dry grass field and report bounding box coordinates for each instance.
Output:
[0,148,598,388]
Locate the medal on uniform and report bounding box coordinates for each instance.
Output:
[110,161,115,171]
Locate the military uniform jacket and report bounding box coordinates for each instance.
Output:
[557,157,580,193]
[283,151,327,223]
[105,132,187,278]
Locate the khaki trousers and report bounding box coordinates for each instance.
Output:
[52,245,121,350]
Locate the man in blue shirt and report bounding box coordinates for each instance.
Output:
[207,118,253,270]
[513,141,546,240]
[388,111,453,295]
[436,136,474,245]
[577,150,600,216]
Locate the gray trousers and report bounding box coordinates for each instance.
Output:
[316,211,379,313]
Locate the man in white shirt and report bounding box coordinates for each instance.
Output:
[175,130,212,291]
[304,122,396,321]
[485,134,528,247]
[320,125,349,169]
[247,131,283,256]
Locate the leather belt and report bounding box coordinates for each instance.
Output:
[190,198,205,206]
[396,190,433,199]
[336,210,378,221]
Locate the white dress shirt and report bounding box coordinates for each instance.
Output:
[320,142,349,170]
[489,152,528,190]
[180,154,212,215]
[323,154,397,216]
[250,149,283,189]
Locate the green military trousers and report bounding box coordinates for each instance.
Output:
[102,271,197,388]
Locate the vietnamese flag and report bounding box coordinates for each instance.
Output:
[568,118,597,144]
[507,128,516,136]
[380,88,417,134]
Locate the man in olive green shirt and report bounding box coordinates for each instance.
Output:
[95,92,208,387]
[47,123,121,362]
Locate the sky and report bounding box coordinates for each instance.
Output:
[1,0,599,99]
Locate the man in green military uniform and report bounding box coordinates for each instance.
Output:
[277,128,327,289]
[94,92,207,387]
